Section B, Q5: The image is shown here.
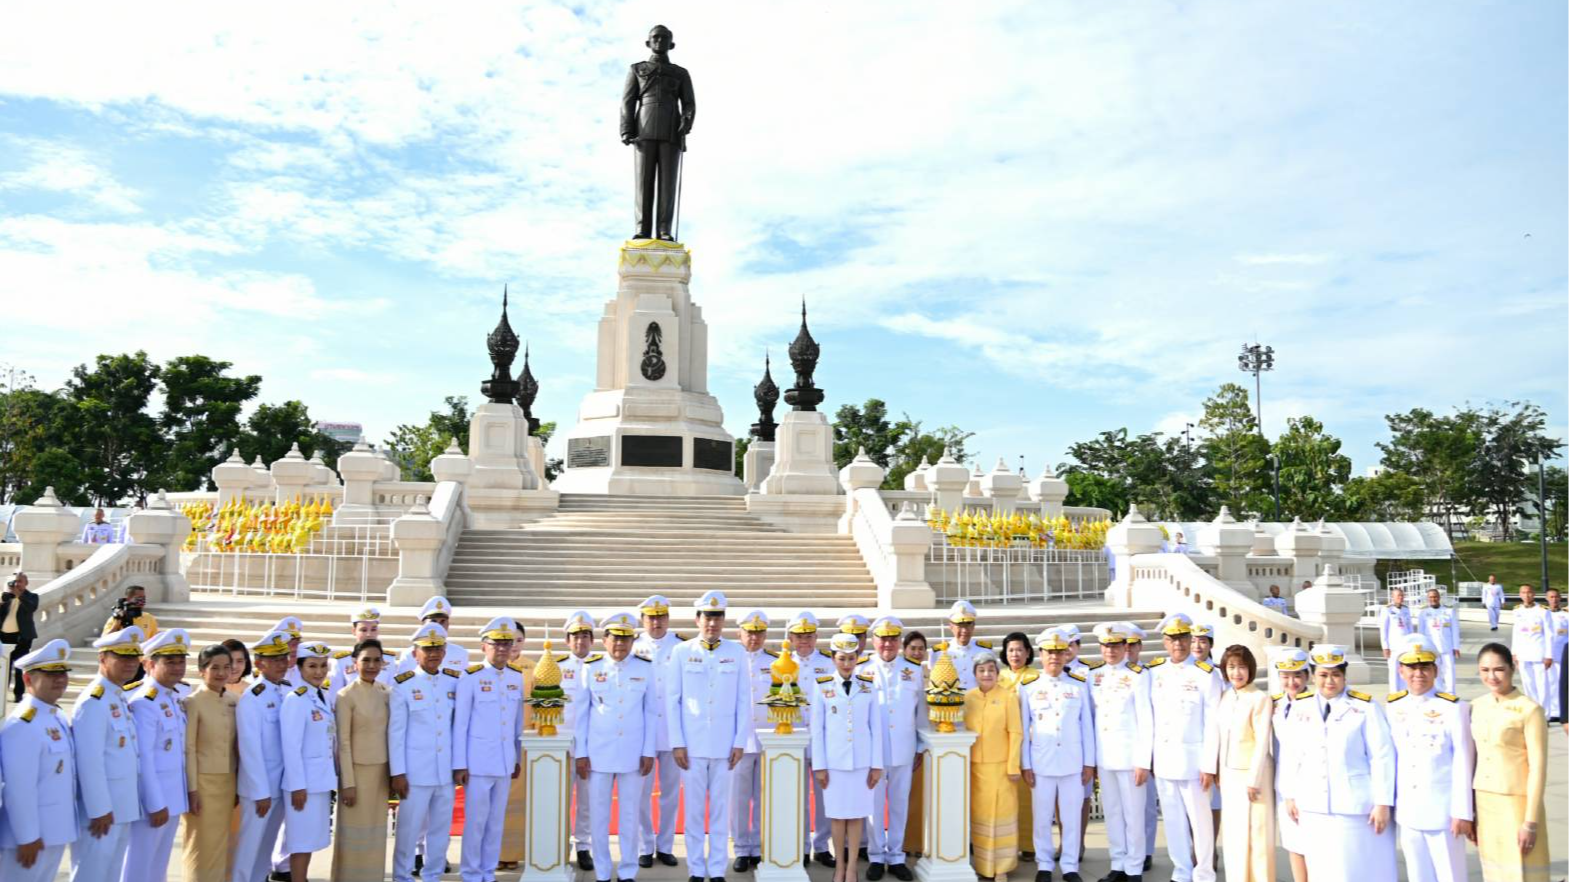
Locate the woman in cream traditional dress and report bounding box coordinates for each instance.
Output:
[332,638,392,882]
[1472,641,1550,882]
[1204,645,1274,882]
[902,631,930,858]
[963,651,1022,881]
[997,631,1036,864]
[183,644,238,882]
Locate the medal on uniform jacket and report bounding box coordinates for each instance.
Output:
[47,727,62,741]
[312,710,323,721]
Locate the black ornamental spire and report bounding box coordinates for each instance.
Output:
[783,298,824,412]
[514,342,541,435]
[750,351,779,442]
[481,286,521,404]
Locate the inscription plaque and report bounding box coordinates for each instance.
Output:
[693,437,732,472]
[567,436,611,468]
[621,434,683,468]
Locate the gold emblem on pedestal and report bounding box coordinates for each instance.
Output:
[926,651,965,733]
[527,639,569,736]
[758,640,806,734]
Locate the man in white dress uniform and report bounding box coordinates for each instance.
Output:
[730,610,774,873]
[1018,627,1096,882]
[1385,634,1473,882]
[388,622,460,882]
[1087,621,1152,882]
[68,627,144,882]
[1145,613,1220,882]
[634,594,684,870]
[863,616,924,882]
[121,629,191,882]
[0,639,79,882]
[576,611,659,882]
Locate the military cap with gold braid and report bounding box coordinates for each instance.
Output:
[871,616,904,638]
[828,633,860,655]
[738,610,770,632]
[695,589,728,613]
[1035,627,1073,652]
[638,594,672,617]
[480,616,520,642]
[787,611,819,634]
[250,629,294,657]
[837,613,870,635]
[297,641,333,660]
[600,611,638,637]
[271,616,303,639]
[1091,622,1128,645]
[1156,613,1194,636]
[947,600,977,624]
[143,628,191,657]
[95,626,146,656]
[350,606,381,624]
[1395,633,1438,666]
[563,610,595,635]
[1271,647,1310,672]
[419,597,454,620]
[1308,643,1348,668]
[411,622,448,647]
[16,638,73,672]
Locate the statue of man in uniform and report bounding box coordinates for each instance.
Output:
[621,25,695,242]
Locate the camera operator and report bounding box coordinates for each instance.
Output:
[1,568,38,703]
[101,585,159,685]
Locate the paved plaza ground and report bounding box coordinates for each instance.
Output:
[53,612,1567,881]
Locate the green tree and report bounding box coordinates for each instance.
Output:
[385,396,472,482]
[0,367,82,504]
[237,401,347,469]
[1377,407,1481,536]
[1469,402,1563,540]
[1540,464,1567,541]
[157,355,262,492]
[63,352,164,505]
[1060,429,1210,520]
[1198,383,1271,517]
[888,422,973,490]
[733,436,751,479]
[832,399,911,469]
[1340,470,1426,521]
[1273,415,1353,520]
[537,421,562,482]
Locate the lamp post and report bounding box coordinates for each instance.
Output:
[1237,342,1275,432]
[1538,453,1550,591]
[1267,452,1282,522]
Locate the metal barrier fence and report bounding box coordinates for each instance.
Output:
[927,539,1110,605]
[189,524,394,602]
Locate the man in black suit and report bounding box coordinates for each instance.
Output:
[621,24,695,241]
[1,568,38,702]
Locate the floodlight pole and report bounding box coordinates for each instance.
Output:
[1539,453,1550,591]
[1239,342,1279,520]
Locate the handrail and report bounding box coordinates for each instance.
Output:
[429,481,467,583]
[32,543,167,643]
[1127,552,1323,661]
[848,487,897,592]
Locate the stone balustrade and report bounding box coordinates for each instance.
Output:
[388,480,468,606]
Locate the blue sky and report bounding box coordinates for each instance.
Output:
[1,1,1564,477]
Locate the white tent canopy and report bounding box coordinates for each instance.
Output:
[1154,520,1454,561]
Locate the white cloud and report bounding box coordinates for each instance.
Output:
[0,138,142,214]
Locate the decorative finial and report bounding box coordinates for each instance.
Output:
[750,351,780,442]
[481,286,522,404]
[783,298,824,412]
[514,341,540,435]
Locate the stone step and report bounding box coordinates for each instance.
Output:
[458,532,853,545]
[446,563,872,577]
[444,577,876,591]
[449,549,866,562]
[559,494,747,509]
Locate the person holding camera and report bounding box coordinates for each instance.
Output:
[1,569,38,704]
[102,585,159,640]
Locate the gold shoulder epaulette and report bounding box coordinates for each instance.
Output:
[1147,657,1167,667]
[856,672,875,683]
[443,668,462,678]
[1271,691,1284,702]
[122,682,139,692]
[1067,670,1087,682]
[332,650,352,660]
[1295,689,1313,700]
[143,686,159,700]
[817,648,833,658]
[90,684,105,699]
[763,648,781,658]
[816,675,835,684]
[1019,669,1040,685]
[673,633,686,641]
[976,639,993,649]
[1084,659,1105,670]
[1348,689,1371,702]
[1436,691,1458,702]
[251,682,267,696]
[467,663,485,674]
[934,641,949,652]
[293,685,308,696]
[856,654,873,666]
[631,654,651,663]
[553,653,571,663]
[394,671,415,684]
[1386,690,1408,702]
[1195,659,1214,673]
[1129,662,1144,673]
[19,706,36,722]
[585,652,605,663]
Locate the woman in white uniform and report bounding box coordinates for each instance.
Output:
[1269,648,1311,882]
[1282,644,1397,882]
[279,641,337,882]
[811,632,883,882]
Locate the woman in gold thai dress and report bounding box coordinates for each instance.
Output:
[331,639,392,882]
[963,651,1022,881]
[997,631,1036,864]
[183,644,238,882]
[1472,641,1550,882]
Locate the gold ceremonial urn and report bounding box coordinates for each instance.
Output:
[528,639,569,736]
[926,651,965,733]
[758,640,806,734]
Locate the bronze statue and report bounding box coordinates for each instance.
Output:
[621,25,695,242]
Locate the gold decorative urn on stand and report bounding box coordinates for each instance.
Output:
[758,640,807,734]
[925,651,965,732]
[527,639,569,736]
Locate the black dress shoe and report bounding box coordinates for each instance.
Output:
[1061,873,1083,882]
[1034,872,1052,882]
[659,852,680,867]
[867,862,886,880]
[1124,876,1142,882]
[1019,850,1036,863]
[709,877,727,882]
[640,854,655,869]
[1095,872,1127,882]
[689,876,704,882]
[413,855,424,874]
[269,874,292,882]
[750,856,762,869]
[734,857,751,873]
[814,851,836,868]
[860,847,870,861]
[1142,855,1153,872]
[578,850,594,870]
[890,863,914,881]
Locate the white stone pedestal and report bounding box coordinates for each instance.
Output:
[519,731,575,882]
[742,440,775,493]
[761,411,840,496]
[913,729,979,882]
[553,240,743,496]
[756,730,811,882]
[469,402,539,491]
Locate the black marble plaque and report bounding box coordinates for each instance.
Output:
[568,436,611,468]
[621,434,683,467]
[693,437,732,472]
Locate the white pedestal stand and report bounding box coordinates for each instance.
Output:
[913,729,979,882]
[756,730,812,882]
[518,731,575,882]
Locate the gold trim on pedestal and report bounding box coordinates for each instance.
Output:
[526,751,565,873]
[760,751,803,869]
[933,749,968,864]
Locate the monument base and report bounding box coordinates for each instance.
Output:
[760,410,840,496]
[551,387,744,497]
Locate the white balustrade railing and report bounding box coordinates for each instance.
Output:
[1128,553,1323,662]
[32,543,169,643]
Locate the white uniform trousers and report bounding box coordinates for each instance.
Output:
[459,775,510,882]
[730,752,763,858]
[682,757,734,878]
[1398,823,1466,882]
[120,813,179,882]
[1487,602,1501,629]
[1435,652,1456,695]
[1142,778,1158,859]
[233,795,285,882]
[1519,660,1548,706]
[1386,656,1406,692]
[868,763,913,865]
[804,749,829,853]
[1155,776,1216,882]
[1098,770,1146,876]
[71,820,132,882]
[1,844,67,882]
[1300,811,1396,881]
[639,750,680,856]
[572,767,592,852]
[1030,773,1084,873]
[1548,659,1564,720]
[392,783,455,882]
[590,771,643,882]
